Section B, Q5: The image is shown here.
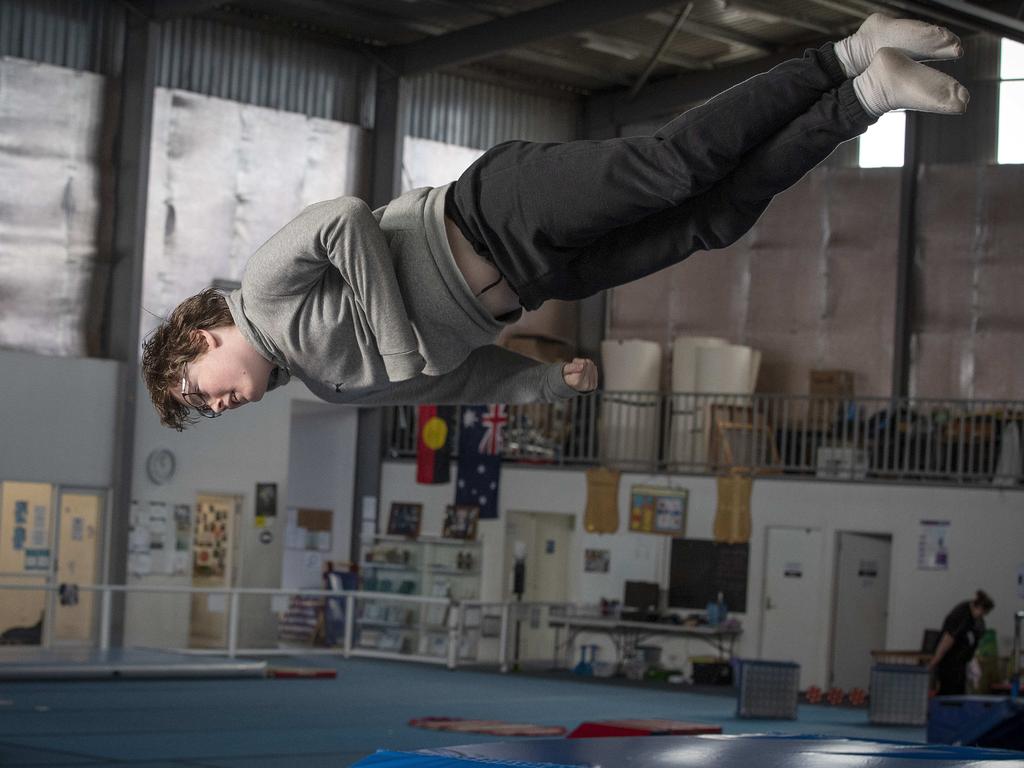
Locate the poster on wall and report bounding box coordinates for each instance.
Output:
[147,502,170,575]
[917,520,950,570]
[10,499,50,571]
[256,483,277,527]
[128,502,150,576]
[629,485,688,535]
[193,501,230,578]
[128,501,177,576]
[584,549,610,573]
[173,505,191,575]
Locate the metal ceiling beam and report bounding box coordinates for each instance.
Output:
[243,0,440,41]
[921,0,1024,32]
[630,2,696,101]
[505,48,635,87]
[803,0,883,18]
[584,36,832,134]
[381,0,680,75]
[879,0,1024,43]
[723,0,836,35]
[646,9,775,54]
[145,0,228,19]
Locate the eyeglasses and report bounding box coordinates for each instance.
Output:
[181,362,221,419]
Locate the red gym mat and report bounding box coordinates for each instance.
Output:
[409,716,566,737]
[266,667,337,679]
[568,719,722,738]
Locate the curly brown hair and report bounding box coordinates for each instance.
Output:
[141,288,235,431]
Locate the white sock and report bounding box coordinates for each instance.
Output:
[835,12,962,77]
[853,48,970,117]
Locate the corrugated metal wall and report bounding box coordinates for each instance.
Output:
[156,16,374,126]
[0,0,375,126]
[0,0,124,75]
[405,71,581,148]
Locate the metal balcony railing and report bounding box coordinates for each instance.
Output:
[387,392,1024,487]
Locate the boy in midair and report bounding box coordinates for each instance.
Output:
[143,14,968,430]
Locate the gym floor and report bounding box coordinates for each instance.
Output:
[0,656,925,767]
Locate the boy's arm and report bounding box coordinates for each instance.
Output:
[245,197,424,381]
[342,345,582,405]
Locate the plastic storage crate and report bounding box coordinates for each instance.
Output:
[736,660,800,719]
[869,664,930,725]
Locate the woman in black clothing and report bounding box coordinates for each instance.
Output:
[928,589,995,695]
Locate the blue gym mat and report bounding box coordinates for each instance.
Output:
[352,734,1024,767]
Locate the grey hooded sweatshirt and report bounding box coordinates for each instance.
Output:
[224,183,576,406]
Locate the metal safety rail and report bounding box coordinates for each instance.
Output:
[0,582,571,672]
[1013,610,1023,697]
[387,392,1024,486]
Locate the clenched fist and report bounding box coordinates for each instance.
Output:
[562,357,598,393]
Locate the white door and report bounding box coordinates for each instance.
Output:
[760,526,824,687]
[504,511,573,662]
[830,532,891,690]
[0,481,54,644]
[53,489,104,644]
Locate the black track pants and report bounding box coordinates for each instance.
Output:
[446,42,876,311]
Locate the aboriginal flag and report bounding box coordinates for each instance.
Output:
[416,405,456,484]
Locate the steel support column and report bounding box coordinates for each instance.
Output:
[892,112,921,398]
[100,8,159,644]
[350,67,404,562]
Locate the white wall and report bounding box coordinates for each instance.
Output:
[0,350,119,487]
[126,377,357,649]
[380,460,1024,687]
[283,404,358,589]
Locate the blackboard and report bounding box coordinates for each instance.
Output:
[668,539,749,612]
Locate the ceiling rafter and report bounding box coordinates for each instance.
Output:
[645,9,775,54]
[586,35,834,130]
[380,0,681,75]
[722,0,837,35]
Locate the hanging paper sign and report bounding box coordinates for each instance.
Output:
[858,560,879,578]
[918,520,950,570]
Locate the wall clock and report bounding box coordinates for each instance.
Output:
[146,448,177,485]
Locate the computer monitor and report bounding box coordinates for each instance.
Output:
[921,629,942,654]
[623,580,660,613]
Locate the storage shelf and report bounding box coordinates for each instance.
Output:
[361,533,482,662]
[357,619,413,630]
[427,567,480,576]
[362,562,418,572]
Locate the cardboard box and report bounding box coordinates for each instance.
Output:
[809,369,855,398]
[501,335,574,364]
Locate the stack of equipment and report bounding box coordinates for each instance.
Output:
[736,660,800,719]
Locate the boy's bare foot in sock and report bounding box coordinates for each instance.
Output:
[853,47,969,117]
[835,12,962,77]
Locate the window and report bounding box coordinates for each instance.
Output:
[858,111,906,168]
[998,37,1024,164]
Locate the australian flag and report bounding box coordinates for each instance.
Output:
[455,405,507,520]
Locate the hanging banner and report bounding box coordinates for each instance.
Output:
[584,467,620,534]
